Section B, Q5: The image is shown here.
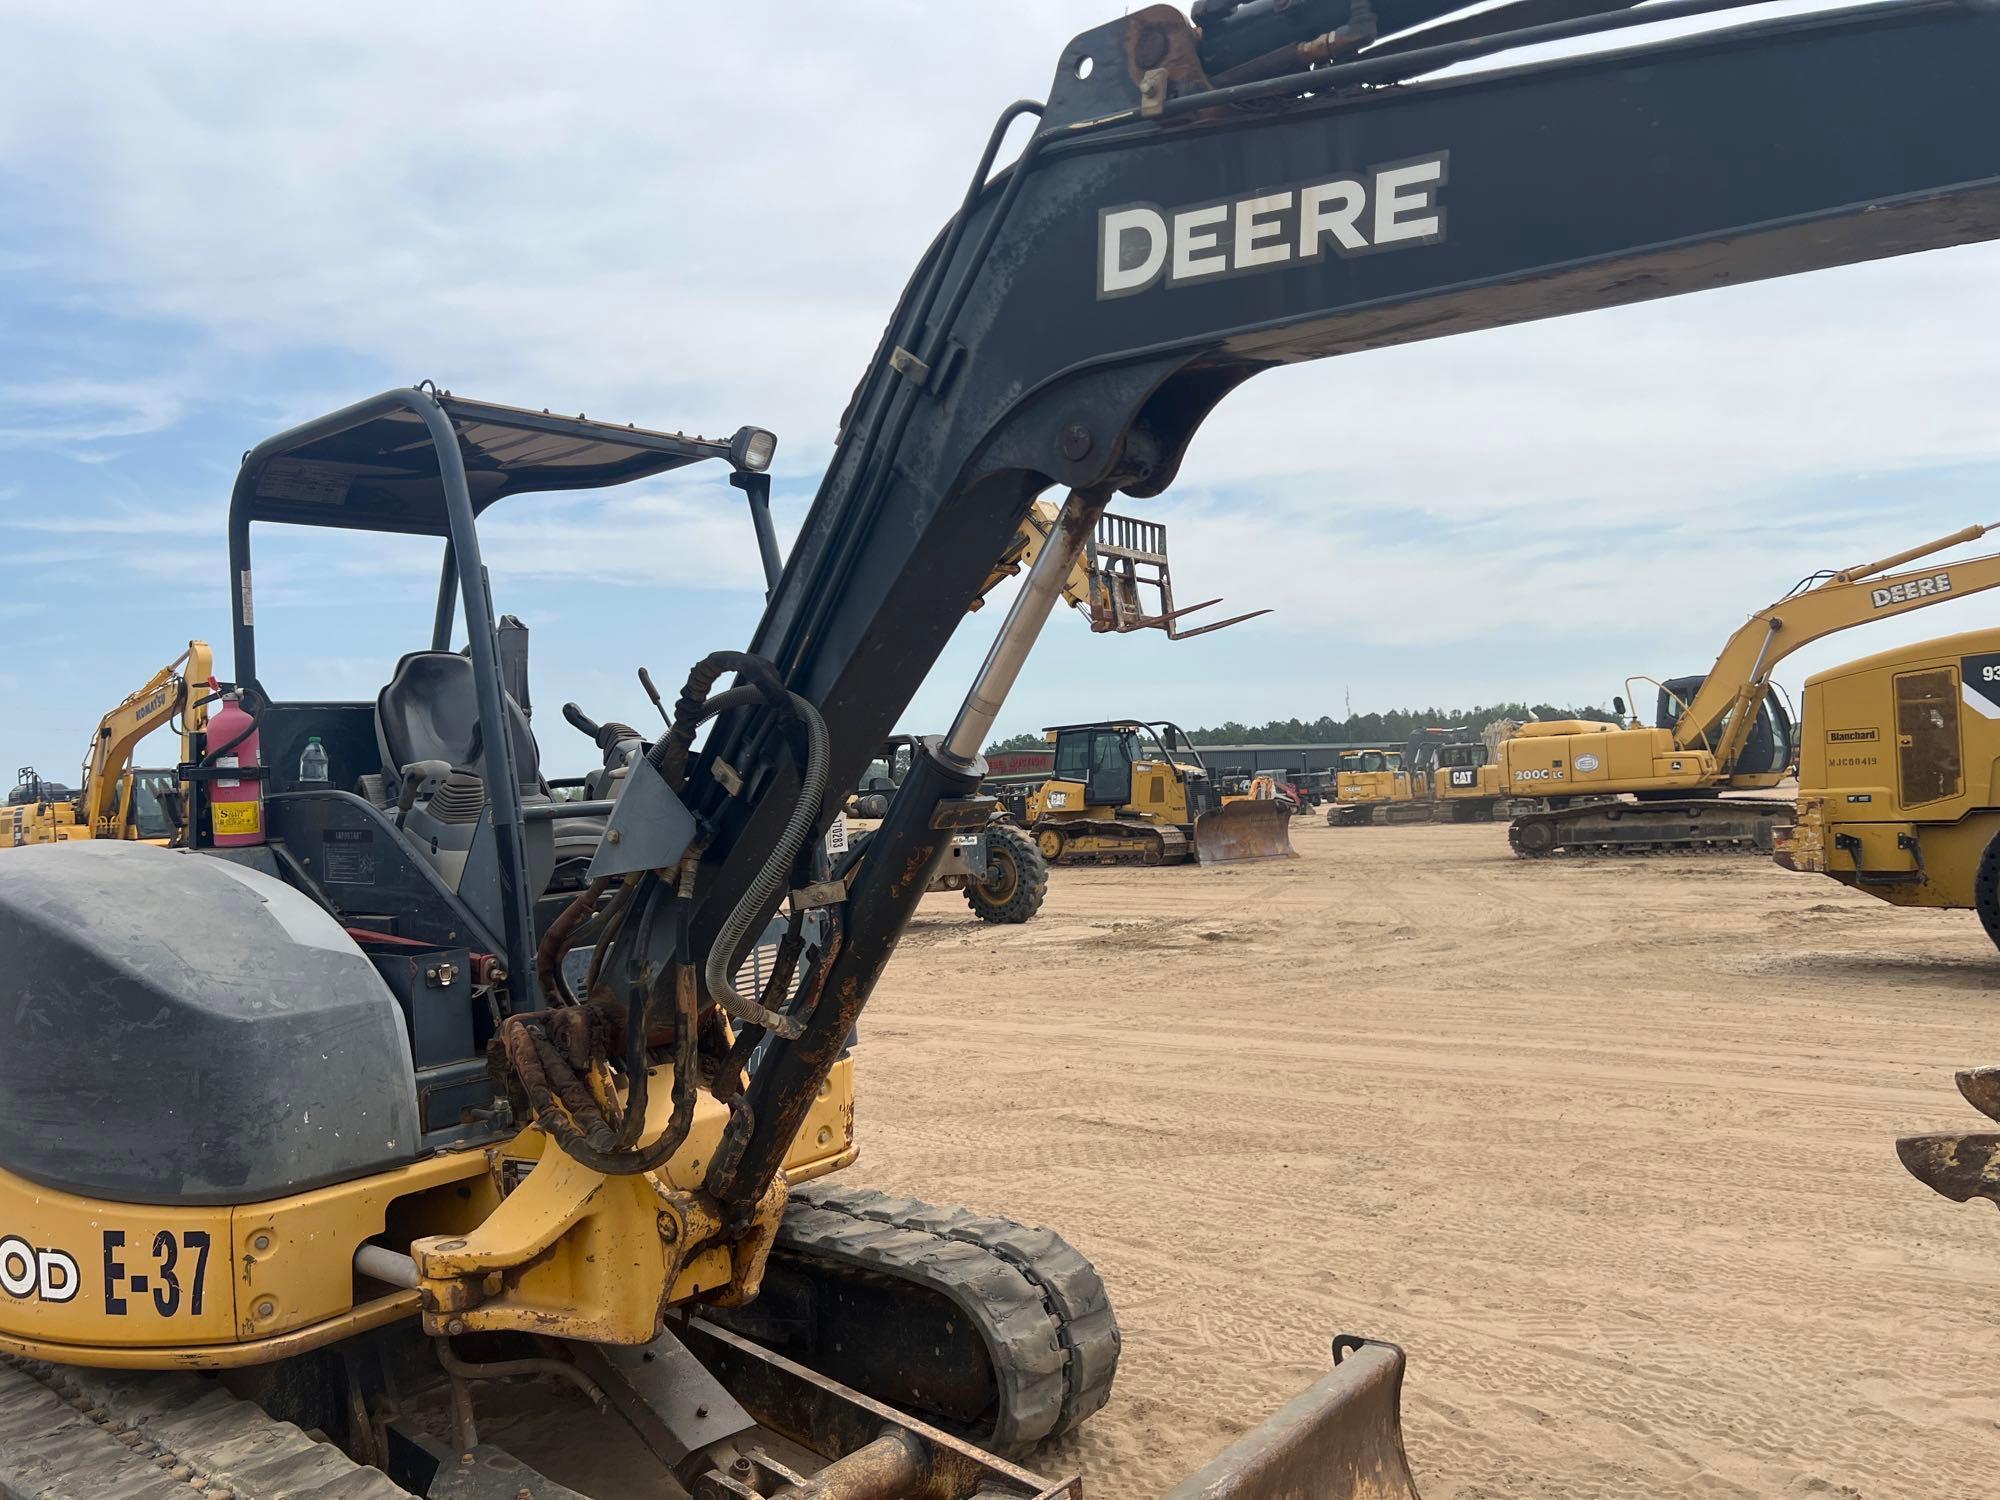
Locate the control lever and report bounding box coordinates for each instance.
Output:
[637,667,671,728]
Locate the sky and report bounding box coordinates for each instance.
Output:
[5,1,2000,782]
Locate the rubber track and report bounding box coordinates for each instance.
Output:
[778,1183,1120,1455]
[0,1354,407,1500]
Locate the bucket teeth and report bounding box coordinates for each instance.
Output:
[1956,1066,2000,1122]
[1896,1131,2000,1206]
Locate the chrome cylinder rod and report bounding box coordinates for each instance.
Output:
[945,487,1108,764]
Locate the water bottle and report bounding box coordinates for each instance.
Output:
[298,735,330,785]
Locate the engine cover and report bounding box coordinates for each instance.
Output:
[0,842,419,1206]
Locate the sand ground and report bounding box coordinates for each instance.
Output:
[849,817,2000,1498]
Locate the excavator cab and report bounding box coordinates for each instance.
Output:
[1656,674,1794,776]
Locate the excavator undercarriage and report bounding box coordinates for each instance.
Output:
[1505,796,1793,857]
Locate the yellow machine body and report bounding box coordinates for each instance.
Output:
[0,793,85,848]
[1434,763,1503,802]
[1498,719,1721,797]
[1778,626,2000,915]
[0,1057,855,1369]
[1333,751,1410,808]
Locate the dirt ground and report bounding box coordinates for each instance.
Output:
[851,817,2000,1498]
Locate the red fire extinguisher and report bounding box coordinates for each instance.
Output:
[208,690,264,847]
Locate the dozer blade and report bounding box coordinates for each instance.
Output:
[1195,801,1298,866]
[1958,1065,2000,1122]
[1895,1131,2000,1207]
[1162,1336,1419,1500]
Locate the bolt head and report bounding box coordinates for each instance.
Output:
[446,1318,467,1336]
[1059,423,1092,462]
[251,1233,272,1253]
[254,1299,276,1319]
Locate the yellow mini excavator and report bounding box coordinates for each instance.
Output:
[7,0,2000,1493]
[0,641,212,848]
[1776,623,2000,949]
[1501,523,2000,856]
[1023,718,1297,866]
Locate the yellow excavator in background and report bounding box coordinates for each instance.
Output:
[0,641,212,848]
[1327,748,1420,825]
[1776,622,2000,947]
[1431,738,1506,822]
[1024,719,1297,866]
[1502,524,2000,856]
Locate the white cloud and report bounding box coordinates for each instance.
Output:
[0,379,185,446]
[5,0,2000,754]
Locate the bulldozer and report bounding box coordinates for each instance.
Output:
[6,0,2000,1492]
[1501,523,2000,856]
[1775,623,2000,949]
[1022,719,1297,866]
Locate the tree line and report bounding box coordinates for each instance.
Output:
[985,702,1619,755]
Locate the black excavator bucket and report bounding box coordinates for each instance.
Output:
[1896,1065,2000,1208]
[1161,1336,1420,1500]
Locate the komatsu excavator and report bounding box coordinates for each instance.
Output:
[5,0,2000,1494]
[0,642,212,848]
[1503,524,2000,856]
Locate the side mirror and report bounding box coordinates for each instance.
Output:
[1163,727,1180,751]
[1612,695,1626,717]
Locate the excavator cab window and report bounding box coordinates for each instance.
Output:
[1895,667,1963,807]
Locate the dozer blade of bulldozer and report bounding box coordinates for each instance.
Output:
[1896,1131,2000,1207]
[1194,801,1298,866]
[1162,1336,1419,1500]
[1957,1065,2000,1123]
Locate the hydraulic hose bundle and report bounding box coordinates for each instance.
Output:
[515,650,830,1177]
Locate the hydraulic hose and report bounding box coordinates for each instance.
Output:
[702,690,828,1039]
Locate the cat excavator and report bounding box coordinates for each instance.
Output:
[1503,524,2000,856]
[4,0,2000,1495]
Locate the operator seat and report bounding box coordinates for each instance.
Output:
[375,651,555,898]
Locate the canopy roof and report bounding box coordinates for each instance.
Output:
[232,388,746,537]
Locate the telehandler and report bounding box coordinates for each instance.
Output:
[1775,623,2000,949]
[847,735,1050,922]
[5,0,2000,1493]
[1501,523,2000,856]
[1023,719,1297,865]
